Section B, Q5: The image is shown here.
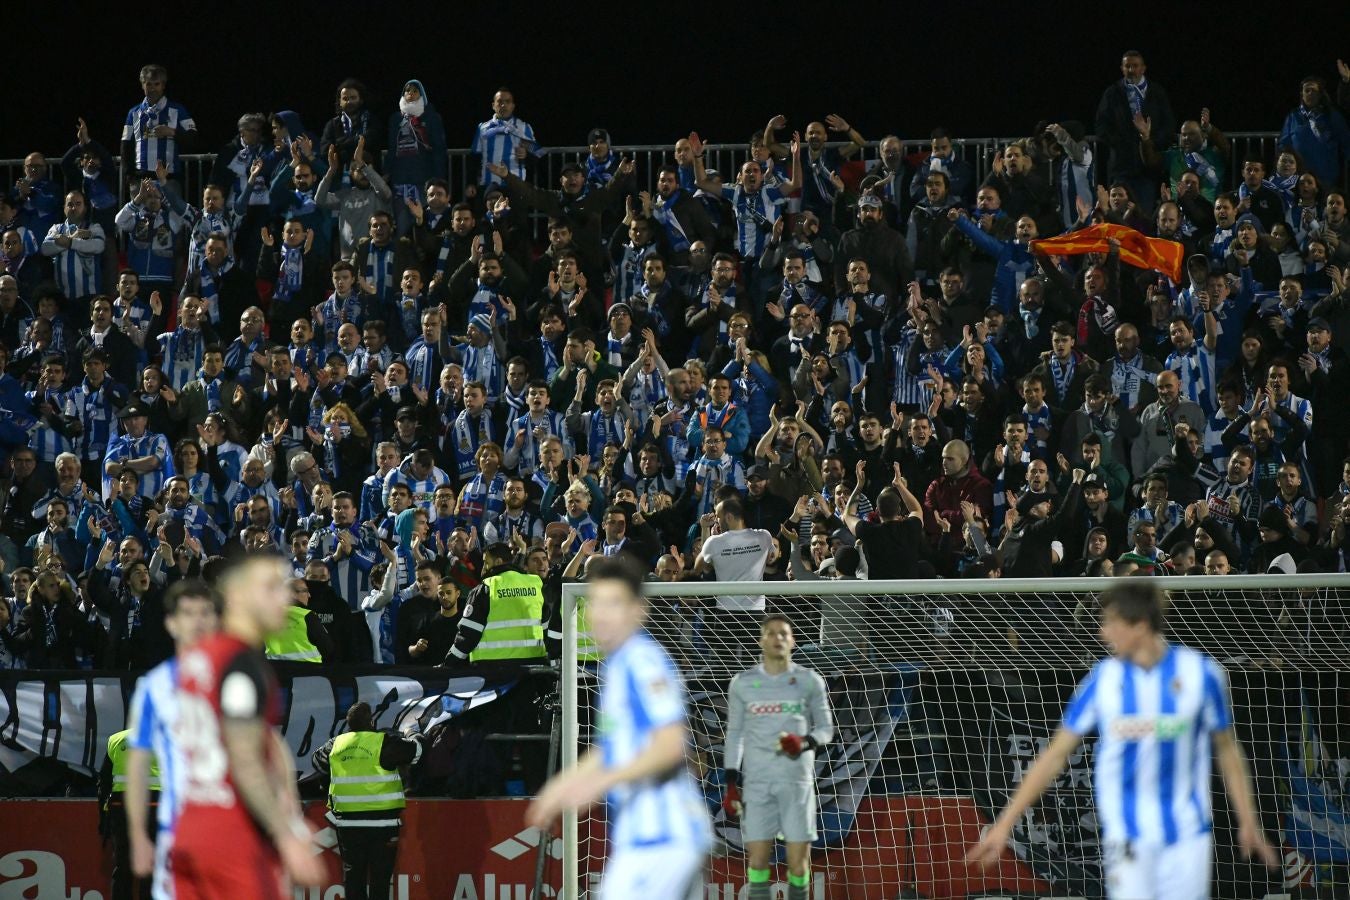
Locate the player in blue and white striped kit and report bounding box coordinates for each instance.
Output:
[528,559,710,900]
[124,579,219,900]
[969,581,1277,899]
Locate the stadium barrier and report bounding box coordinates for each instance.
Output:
[0,130,1301,218]
[0,797,555,899]
[559,574,1350,900]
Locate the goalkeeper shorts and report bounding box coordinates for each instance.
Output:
[742,779,817,843]
[1103,833,1211,900]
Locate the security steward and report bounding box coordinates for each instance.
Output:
[264,578,334,663]
[443,542,548,664]
[99,728,160,900]
[312,702,425,900]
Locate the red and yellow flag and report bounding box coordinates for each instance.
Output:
[1030,223,1184,283]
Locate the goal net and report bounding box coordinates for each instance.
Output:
[556,575,1350,900]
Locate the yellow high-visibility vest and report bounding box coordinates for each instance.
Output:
[264,605,322,663]
[470,570,547,662]
[328,730,406,816]
[107,729,161,798]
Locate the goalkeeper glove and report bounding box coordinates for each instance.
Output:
[721,773,743,819]
[778,732,819,758]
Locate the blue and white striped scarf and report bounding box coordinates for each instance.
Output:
[322,423,352,481]
[651,191,691,253]
[1125,77,1149,116]
[1022,402,1053,456]
[195,257,233,325]
[460,341,502,398]
[539,337,562,382]
[633,283,671,339]
[586,408,626,459]
[275,245,305,300]
[627,369,666,432]
[1048,355,1075,404]
[605,330,632,368]
[160,329,205,392]
[992,446,1031,534]
[362,243,396,300]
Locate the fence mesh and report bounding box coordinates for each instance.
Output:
[557,577,1349,899]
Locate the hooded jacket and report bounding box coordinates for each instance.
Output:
[385,79,447,186]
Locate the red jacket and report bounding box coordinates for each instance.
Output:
[923,463,994,539]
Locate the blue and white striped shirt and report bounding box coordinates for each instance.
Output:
[1271,392,1313,455]
[688,454,746,516]
[103,432,173,502]
[1204,408,1244,471]
[600,631,711,852]
[383,463,452,514]
[1163,343,1216,415]
[471,116,539,185]
[504,411,571,478]
[65,377,123,464]
[157,329,207,393]
[720,184,786,259]
[122,97,196,175]
[1062,644,1232,847]
[888,328,928,408]
[179,206,241,274]
[308,522,380,611]
[126,659,184,833]
[41,222,105,299]
[27,388,73,462]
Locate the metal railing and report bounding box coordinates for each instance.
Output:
[0,132,1294,211]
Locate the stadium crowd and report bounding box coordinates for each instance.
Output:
[1,53,1350,672]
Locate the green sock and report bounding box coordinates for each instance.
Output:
[747,867,771,900]
[788,869,810,900]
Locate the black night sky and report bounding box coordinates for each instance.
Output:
[9,8,1331,162]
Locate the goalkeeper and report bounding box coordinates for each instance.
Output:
[722,614,833,900]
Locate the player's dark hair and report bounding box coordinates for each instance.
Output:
[164,579,221,616]
[1098,581,1168,633]
[587,556,645,596]
[761,612,793,632]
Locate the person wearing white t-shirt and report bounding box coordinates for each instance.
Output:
[697,497,776,657]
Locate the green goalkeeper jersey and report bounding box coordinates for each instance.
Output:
[724,662,833,785]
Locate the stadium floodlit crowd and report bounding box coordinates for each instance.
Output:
[1,53,1350,672]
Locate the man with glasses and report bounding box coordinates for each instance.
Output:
[222,307,273,389]
[286,451,325,517]
[770,303,822,386]
[685,426,746,518]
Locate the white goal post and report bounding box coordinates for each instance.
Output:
[558,574,1350,899]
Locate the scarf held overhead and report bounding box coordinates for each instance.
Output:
[1030,223,1183,283]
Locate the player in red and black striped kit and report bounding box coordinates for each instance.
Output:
[171,555,324,899]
